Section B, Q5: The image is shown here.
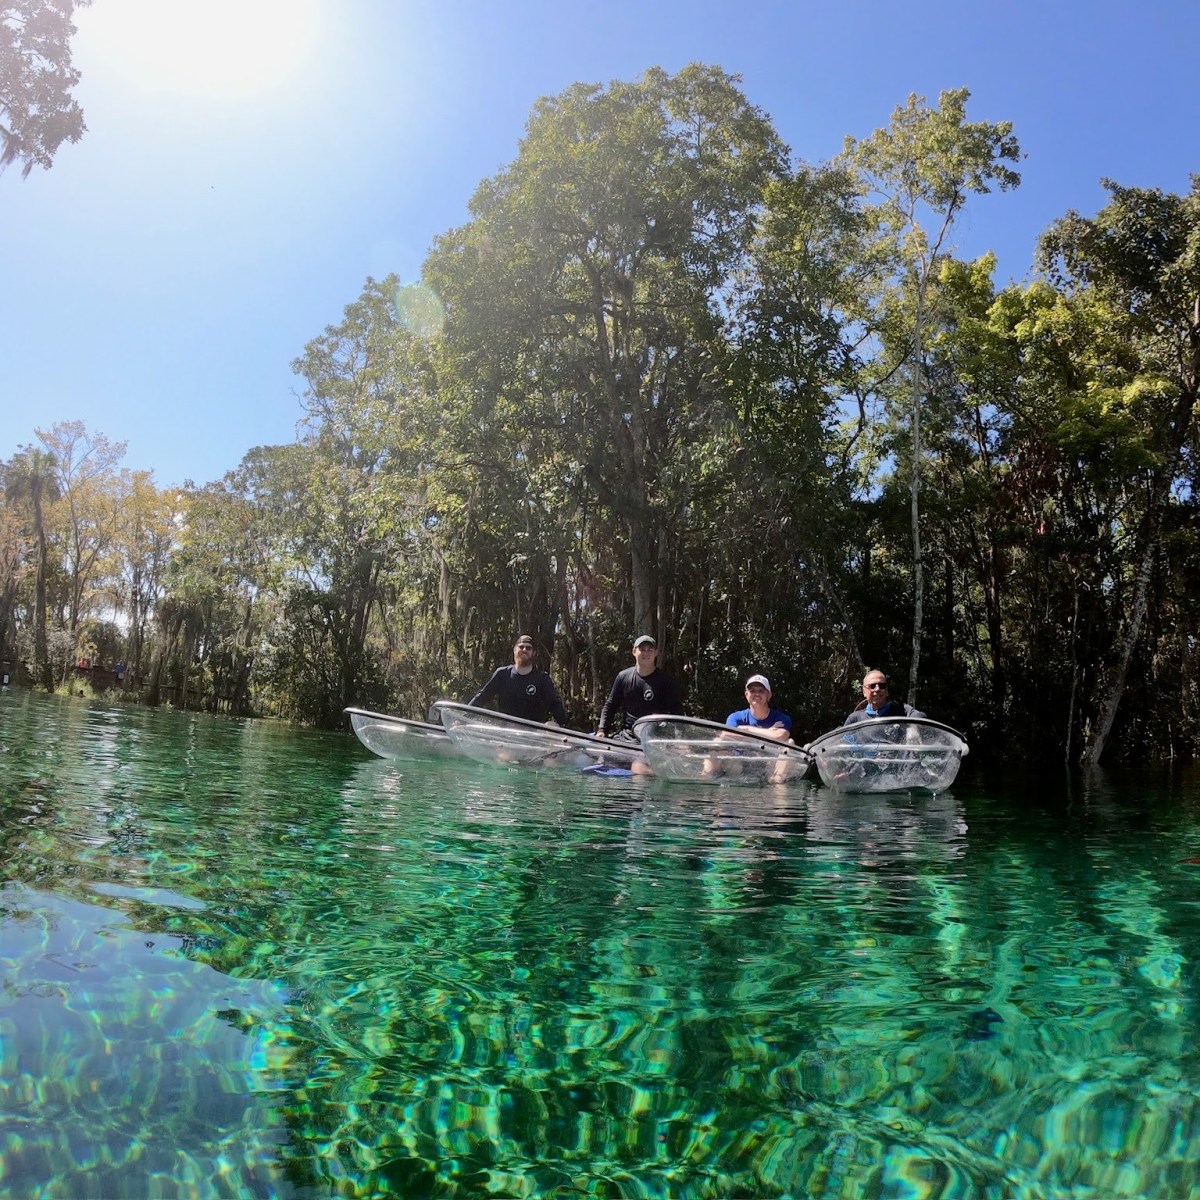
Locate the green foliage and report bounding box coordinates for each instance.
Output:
[425,64,789,640]
[0,0,91,176]
[4,443,58,688]
[2,79,1198,764]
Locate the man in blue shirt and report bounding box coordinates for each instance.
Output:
[725,674,793,742]
[704,673,798,781]
[843,670,924,725]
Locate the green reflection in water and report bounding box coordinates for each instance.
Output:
[3,689,1200,1197]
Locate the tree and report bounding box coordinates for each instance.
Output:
[1038,178,1200,764]
[842,88,1020,706]
[4,445,58,687]
[632,160,876,719]
[116,471,178,689]
[38,420,127,641]
[0,479,29,662]
[425,64,788,640]
[1,0,91,176]
[288,283,441,723]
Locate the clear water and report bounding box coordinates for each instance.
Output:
[3,690,1200,1198]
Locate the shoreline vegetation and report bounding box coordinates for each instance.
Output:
[2,69,1197,768]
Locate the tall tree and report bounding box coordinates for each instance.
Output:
[1039,178,1200,764]
[425,64,788,639]
[290,283,442,722]
[0,478,29,662]
[842,88,1020,705]
[0,0,91,176]
[38,420,127,639]
[4,445,58,688]
[724,161,878,704]
[116,471,177,689]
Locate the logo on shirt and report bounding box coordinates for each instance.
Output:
[643,685,654,702]
[525,683,537,696]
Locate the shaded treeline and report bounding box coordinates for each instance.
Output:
[2,68,1197,765]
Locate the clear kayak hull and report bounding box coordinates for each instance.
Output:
[345,708,458,761]
[806,718,968,793]
[435,702,645,773]
[634,715,812,786]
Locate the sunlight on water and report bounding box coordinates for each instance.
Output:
[3,689,1200,1196]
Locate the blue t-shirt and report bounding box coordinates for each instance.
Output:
[726,707,792,733]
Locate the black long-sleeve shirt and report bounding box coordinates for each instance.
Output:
[598,666,683,734]
[468,666,568,725]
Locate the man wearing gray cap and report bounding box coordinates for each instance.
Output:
[725,674,793,741]
[596,634,683,739]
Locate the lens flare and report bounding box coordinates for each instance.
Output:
[393,282,445,338]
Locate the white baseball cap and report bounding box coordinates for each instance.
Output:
[745,674,771,693]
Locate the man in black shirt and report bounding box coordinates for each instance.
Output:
[469,634,569,725]
[596,634,683,740]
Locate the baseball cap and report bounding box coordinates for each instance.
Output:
[632,634,656,649]
[745,674,771,693]
[514,635,534,648]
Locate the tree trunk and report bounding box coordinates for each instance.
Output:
[907,305,925,709]
[1065,589,1080,767]
[128,567,143,692]
[145,640,169,707]
[177,629,196,709]
[33,492,52,691]
[1080,427,1187,764]
[629,519,656,639]
[0,579,14,658]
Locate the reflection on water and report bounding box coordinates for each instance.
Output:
[3,689,1200,1196]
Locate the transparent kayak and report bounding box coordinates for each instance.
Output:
[805,717,968,793]
[434,702,646,773]
[345,707,458,761]
[634,715,812,786]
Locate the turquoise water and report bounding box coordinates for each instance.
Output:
[2,691,1200,1198]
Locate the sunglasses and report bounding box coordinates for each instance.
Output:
[866,682,888,691]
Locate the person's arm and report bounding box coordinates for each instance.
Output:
[734,711,791,742]
[596,673,623,735]
[749,710,792,741]
[756,724,792,742]
[545,676,568,726]
[468,668,502,709]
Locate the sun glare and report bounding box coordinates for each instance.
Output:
[80,0,321,101]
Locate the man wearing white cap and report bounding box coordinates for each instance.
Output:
[725,674,793,742]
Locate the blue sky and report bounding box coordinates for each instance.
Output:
[2,0,1196,489]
